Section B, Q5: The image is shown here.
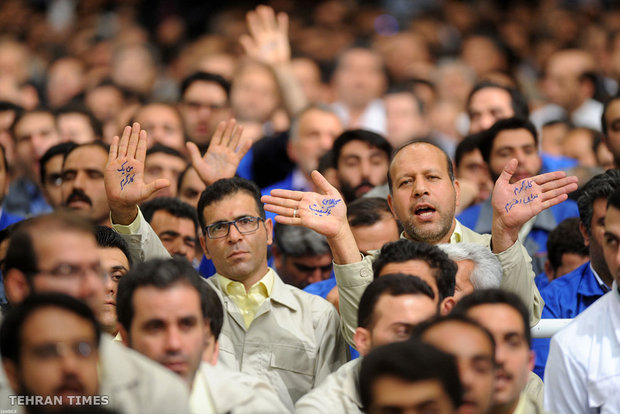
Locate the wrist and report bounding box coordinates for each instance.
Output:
[110,205,139,226]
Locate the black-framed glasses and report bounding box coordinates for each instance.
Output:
[205,216,265,239]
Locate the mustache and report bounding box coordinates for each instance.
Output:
[54,374,85,395]
[66,189,92,206]
[355,180,373,191]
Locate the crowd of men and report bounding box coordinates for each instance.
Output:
[0,0,619,413]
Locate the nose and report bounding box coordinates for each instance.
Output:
[307,268,324,284]
[165,326,182,352]
[73,171,86,190]
[226,222,243,243]
[197,106,212,120]
[412,177,429,197]
[319,133,334,151]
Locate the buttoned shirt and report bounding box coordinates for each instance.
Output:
[544,283,620,413]
[217,271,273,328]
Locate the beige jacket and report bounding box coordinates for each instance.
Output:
[294,358,362,414]
[0,335,190,414]
[192,362,290,414]
[112,210,349,411]
[334,220,543,347]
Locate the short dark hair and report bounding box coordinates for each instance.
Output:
[601,95,620,136]
[145,143,186,162]
[39,142,78,185]
[0,293,101,363]
[466,81,529,120]
[116,258,223,339]
[479,117,538,165]
[414,314,496,356]
[4,213,94,282]
[197,177,265,234]
[387,141,455,193]
[359,340,462,412]
[332,129,392,170]
[347,197,393,228]
[454,132,485,169]
[94,226,133,268]
[273,223,329,258]
[358,273,435,329]
[141,197,198,234]
[180,71,230,99]
[578,170,620,235]
[451,288,532,347]
[55,104,104,139]
[607,186,620,210]
[546,218,587,272]
[373,239,457,301]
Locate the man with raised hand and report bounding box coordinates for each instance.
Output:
[262,141,578,346]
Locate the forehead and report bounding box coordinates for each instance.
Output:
[606,205,620,231]
[33,229,98,263]
[16,112,55,130]
[340,49,382,69]
[151,210,196,232]
[373,293,436,325]
[492,128,536,149]
[23,307,95,345]
[391,143,450,177]
[423,321,492,355]
[466,303,525,337]
[203,191,260,222]
[132,284,202,318]
[470,87,512,110]
[44,154,64,172]
[299,109,341,129]
[605,100,620,123]
[184,81,227,101]
[137,104,181,123]
[58,112,89,125]
[97,246,129,269]
[340,140,386,157]
[64,146,107,168]
[146,152,186,168]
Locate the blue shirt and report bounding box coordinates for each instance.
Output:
[532,261,609,379]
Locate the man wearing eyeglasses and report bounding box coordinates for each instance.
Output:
[104,123,348,410]
[0,293,103,411]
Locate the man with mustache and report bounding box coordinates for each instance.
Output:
[1,293,103,412]
[61,142,110,226]
[332,129,391,203]
[458,118,579,275]
[452,290,544,414]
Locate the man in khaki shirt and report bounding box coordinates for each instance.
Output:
[263,141,579,345]
[103,122,348,410]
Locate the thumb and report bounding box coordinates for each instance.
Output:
[497,159,518,184]
[144,178,170,197]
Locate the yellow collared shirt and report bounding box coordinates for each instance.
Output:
[217,270,274,328]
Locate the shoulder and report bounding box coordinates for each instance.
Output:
[552,291,612,347]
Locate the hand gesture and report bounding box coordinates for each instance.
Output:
[240,5,290,66]
[186,119,251,186]
[105,123,170,216]
[491,159,578,246]
[262,170,347,238]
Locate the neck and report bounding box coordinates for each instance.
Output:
[404,219,456,245]
[491,397,520,414]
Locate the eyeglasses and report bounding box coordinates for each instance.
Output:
[292,262,333,274]
[27,340,97,362]
[205,216,265,239]
[183,101,227,112]
[36,262,105,282]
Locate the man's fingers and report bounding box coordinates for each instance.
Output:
[497,159,518,184]
[311,170,339,195]
[532,170,568,186]
[263,203,295,217]
[117,125,132,158]
[260,6,277,32]
[261,195,299,209]
[135,130,148,163]
[221,119,237,147]
[541,193,569,210]
[145,178,171,196]
[273,214,302,226]
[539,183,579,203]
[266,189,304,201]
[230,123,243,150]
[126,122,141,159]
[109,135,119,161]
[239,35,256,55]
[211,121,227,146]
[276,11,288,34]
[538,176,579,193]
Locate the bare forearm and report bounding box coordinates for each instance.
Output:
[110,204,139,226]
[273,63,308,116]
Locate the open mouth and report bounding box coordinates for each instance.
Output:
[414,204,436,219]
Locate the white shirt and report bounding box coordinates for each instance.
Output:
[544,283,620,413]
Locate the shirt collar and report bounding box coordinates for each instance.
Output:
[586,263,611,294]
[217,269,274,297]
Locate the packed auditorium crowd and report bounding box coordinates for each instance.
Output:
[0,0,619,413]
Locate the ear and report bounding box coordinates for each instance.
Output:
[387,194,396,218]
[211,341,220,366]
[528,350,535,372]
[200,234,211,259]
[265,218,273,246]
[544,260,554,282]
[579,222,590,247]
[453,179,461,209]
[119,326,130,347]
[2,358,18,392]
[353,327,372,357]
[439,296,455,315]
[286,140,298,163]
[4,269,31,305]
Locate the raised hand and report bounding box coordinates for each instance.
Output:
[186,119,251,186]
[262,170,348,238]
[239,5,290,66]
[105,122,169,224]
[491,159,578,252]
